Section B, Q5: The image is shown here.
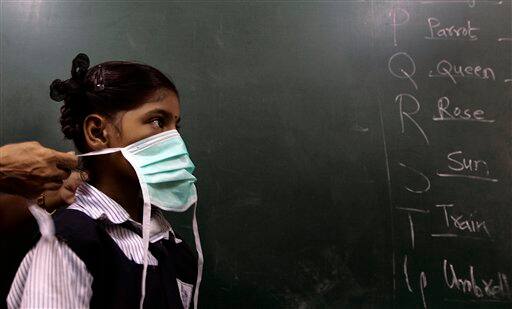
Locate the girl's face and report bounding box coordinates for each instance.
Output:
[84,88,181,185]
[108,88,181,147]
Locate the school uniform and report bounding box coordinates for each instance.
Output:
[7,183,197,309]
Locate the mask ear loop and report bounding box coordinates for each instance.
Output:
[28,204,55,240]
[139,191,151,309]
[120,149,152,309]
[192,201,203,309]
[77,147,123,157]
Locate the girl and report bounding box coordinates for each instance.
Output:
[7,53,200,309]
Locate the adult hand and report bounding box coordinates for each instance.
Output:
[58,170,88,205]
[0,142,78,199]
[0,171,88,232]
[41,170,88,212]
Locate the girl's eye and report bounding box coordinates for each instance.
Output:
[150,118,165,129]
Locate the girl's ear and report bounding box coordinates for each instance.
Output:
[83,114,112,150]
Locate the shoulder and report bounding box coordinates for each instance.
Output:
[7,236,93,309]
[52,208,108,273]
[53,208,102,244]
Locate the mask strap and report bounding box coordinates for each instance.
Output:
[192,202,203,309]
[77,147,123,157]
[120,149,152,309]
[28,204,55,240]
[139,193,151,309]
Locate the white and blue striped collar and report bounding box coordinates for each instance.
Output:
[70,182,178,243]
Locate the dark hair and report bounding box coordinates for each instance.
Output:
[50,53,179,152]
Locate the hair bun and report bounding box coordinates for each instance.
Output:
[50,53,91,102]
[71,53,90,82]
[49,79,67,102]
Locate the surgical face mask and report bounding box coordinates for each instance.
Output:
[78,129,203,309]
[80,129,197,211]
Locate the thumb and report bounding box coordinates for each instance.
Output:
[54,150,79,170]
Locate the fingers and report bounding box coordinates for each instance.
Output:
[53,168,72,182]
[64,172,84,191]
[79,170,89,182]
[0,142,82,201]
[58,171,86,205]
[53,150,79,170]
[32,167,70,183]
[42,181,63,192]
[60,183,77,204]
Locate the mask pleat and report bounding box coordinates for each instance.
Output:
[139,157,195,175]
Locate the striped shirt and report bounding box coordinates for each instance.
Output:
[7,183,190,309]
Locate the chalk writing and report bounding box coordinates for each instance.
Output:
[437,150,498,182]
[420,271,428,309]
[443,260,512,300]
[404,255,413,292]
[420,0,503,7]
[395,94,429,144]
[389,8,410,46]
[388,52,418,90]
[433,97,494,123]
[399,162,431,193]
[381,2,508,308]
[397,207,429,250]
[428,60,496,84]
[436,204,491,238]
[426,18,479,41]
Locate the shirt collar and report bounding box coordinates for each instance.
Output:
[71,183,179,243]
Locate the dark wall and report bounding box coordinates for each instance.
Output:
[1,1,510,308]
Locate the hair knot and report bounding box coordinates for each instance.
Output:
[49,53,91,102]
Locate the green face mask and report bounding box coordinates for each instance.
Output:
[124,129,198,211]
[79,129,198,211]
[78,129,203,309]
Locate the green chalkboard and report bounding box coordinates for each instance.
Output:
[1,1,511,308]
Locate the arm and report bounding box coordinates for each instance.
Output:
[0,192,64,233]
[0,171,86,233]
[0,194,32,233]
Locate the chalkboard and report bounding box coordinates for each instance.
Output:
[0,1,511,308]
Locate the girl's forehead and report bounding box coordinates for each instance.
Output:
[147,88,178,102]
[138,90,180,113]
